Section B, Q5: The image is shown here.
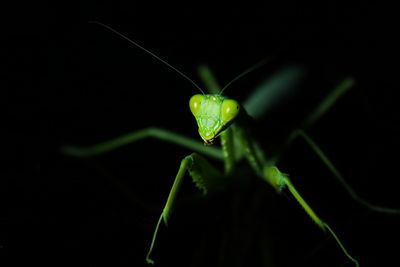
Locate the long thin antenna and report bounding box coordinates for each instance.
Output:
[89,21,205,95]
[218,58,271,96]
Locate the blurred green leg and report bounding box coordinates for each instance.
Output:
[303,77,354,128]
[289,130,400,214]
[61,127,223,160]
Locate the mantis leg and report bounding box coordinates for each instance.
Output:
[234,128,360,266]
[271,77,354,164]
[146,153,224,265]
[273,76,399,214]
[263,165,359,267]
[198,65,359,265]
[61,127,223,160]
[286,129,400,214]
[271,76,398,213]
[303,77,355,128]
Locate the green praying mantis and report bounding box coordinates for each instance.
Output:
[62,22,400,266]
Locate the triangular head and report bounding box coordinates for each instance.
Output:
[189,94,240,144]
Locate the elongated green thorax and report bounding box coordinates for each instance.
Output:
[189,94,240,144]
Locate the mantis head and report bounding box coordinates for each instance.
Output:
[189,94,240,145]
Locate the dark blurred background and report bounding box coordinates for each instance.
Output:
[2,2,400,267]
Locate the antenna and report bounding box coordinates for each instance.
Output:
[89,21,205,95]
[219,58,271,96]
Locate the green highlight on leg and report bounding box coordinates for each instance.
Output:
[145,156,193,265]
[264,166,359,266]
[284,176,325,230]
[60,127,223,160]
[163,156,193,224]
[265,166,324,229]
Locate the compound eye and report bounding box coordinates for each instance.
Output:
[189,94,204,117]
[221,99,240,124]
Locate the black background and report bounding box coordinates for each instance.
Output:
[2,2,400,267]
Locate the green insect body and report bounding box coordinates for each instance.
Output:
[187,92,324,228]
[62,22,400,267]
[146,83,355,265]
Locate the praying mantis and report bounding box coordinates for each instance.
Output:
[62,22,400,266]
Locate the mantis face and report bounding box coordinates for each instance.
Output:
[189,94,240,145]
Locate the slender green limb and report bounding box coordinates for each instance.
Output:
[163,156,194,224]
[263,166,359,266]
[146,155,193,265]
[146,213,163,265]
[323,223,360,267]
[162,154,224,222]
[264,166,325,229]
[146,153,223,264]
[304,77,354,128]
[61,127,223,160]
[270,75,400,214]
[285,176,325,229]
[220,128,236,175]
[291,130,400,214]
[273,77,354,163]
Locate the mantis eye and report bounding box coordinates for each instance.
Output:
[189,94,204,117]
[221,99,240,124]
